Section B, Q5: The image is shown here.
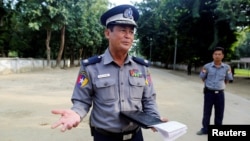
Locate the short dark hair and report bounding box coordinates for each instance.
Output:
[107,24,115,31]
[213,47,224,54]
[107,24,135,32]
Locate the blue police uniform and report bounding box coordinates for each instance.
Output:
[70,4,160,141]
[199,61,233,134]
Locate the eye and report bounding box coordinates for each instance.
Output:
[121,29,126,32]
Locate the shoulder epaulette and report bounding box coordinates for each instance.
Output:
[82,55,102,66]
[132,56,150,67]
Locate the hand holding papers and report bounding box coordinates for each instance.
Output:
[120,111,187,141]
[151,121,187,141]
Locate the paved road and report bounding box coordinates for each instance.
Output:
[0,66,249,141]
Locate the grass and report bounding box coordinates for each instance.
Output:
[235,68,250,77]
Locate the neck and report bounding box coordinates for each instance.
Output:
[110,50,127,66]
[214,61,222,66]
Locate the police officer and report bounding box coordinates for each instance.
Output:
[51,4,167,141]
[197,47,233,135]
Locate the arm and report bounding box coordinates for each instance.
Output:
[199,66,207,82]
[142,67,168,132]
[225,65,233,84]
[51,66,93,132]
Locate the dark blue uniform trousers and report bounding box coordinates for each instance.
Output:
[93,128,144,141]
[201,90,225,133]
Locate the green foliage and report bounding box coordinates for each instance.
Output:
[136,0,249,67]
[28,22,41,30]
[0,0,109,59]
[237,30,250,57]
[215,0,250,30]
[235,68,250,77]
[231,28,250,58]
[215,0,250,58]
[1,0,249,66]
[8,51,18,57]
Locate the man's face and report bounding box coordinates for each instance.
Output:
[105,25,135,52]
[213,50,224,62]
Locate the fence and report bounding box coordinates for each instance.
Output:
[0,58,79,75]
[3,58,239,75]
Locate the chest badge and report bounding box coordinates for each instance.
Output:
[129,69,142,77]
[97,73,110,78]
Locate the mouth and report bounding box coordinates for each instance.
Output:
[122,41,131,45]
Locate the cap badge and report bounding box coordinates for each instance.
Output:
[123,8,133,19]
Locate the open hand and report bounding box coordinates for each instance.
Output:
[51,109,81,132]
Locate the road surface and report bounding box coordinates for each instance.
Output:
[0,66,249,141]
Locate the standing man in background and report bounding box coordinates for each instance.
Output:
[197,47,233,135]
[50,4,167,141]
[187,62,192,75]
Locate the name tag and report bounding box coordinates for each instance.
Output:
[97,73,110,78]
[123,134,132,140]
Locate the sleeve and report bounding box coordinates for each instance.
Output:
[71,65,93,119]
[199,65,208,81]
[141,67,161,118]
[225,65,233,81]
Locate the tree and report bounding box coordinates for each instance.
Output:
[215,0,250,58]
[64,0,108,67]
[137,0,192,67]
[136,0,245,67]
[15,0,108,67]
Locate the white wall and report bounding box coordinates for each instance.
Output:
[0,58,79,75]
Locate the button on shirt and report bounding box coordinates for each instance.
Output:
[199,62,233,90]
[71,49,160,133]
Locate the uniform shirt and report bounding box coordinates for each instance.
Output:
[71,49,160,133]
[199,62,233,90]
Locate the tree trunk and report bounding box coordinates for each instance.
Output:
[56,25,65,68]
[79,48,83,66]
[46,29,51,67]
[209,25,219,49]
[192,0,200,18]
[0,49,6,57]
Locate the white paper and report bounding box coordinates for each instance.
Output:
[151,121,188,141]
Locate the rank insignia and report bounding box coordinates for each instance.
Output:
[129,69,142,77]
[76,71,89,87]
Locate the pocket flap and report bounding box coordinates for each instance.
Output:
[96,79,116,88]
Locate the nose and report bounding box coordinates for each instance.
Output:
[124,30,134,38]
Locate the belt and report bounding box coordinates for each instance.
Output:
[94,126,140,140]
[205,87,224,94]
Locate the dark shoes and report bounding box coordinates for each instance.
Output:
[196,130,207,135]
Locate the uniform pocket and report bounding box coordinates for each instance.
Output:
[218,74,226,80]
[95,79,117,102]
[129,77,145,100]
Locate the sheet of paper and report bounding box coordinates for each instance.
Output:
[151,121,188,141]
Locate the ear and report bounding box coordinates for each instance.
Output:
[104,29,110,39]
